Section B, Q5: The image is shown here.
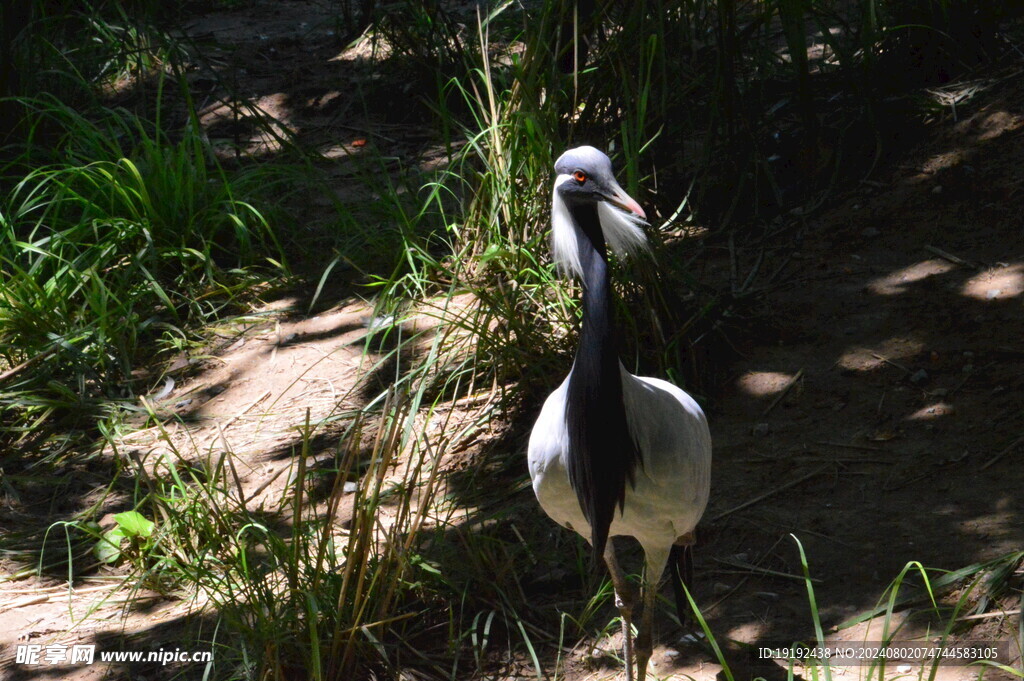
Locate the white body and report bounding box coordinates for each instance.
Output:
[528,364,711,555]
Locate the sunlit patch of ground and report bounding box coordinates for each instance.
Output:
[867,259,955,296]
[737,370,800,397]
[960,263,1024,301]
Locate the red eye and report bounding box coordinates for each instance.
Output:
[573,170,587,184]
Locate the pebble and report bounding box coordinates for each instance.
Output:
[909,369,929,384]
[752,422,771,436]
[897,664,912,673]
[712,582,731,595]
[932,185,943,194]
[366,315,396,331]
[986,289,1002,299]
[343,481,358,493]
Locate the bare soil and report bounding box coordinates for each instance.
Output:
[2,2,1023,680]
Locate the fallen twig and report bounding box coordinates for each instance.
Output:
[761,368,804,417]
[711,557,823,583]
[713,464,829,522]
[815,440,883,452]
[959,609,1021,621]
[980,434,1024,470]
[0,348,56,386]
[924,244,982,270]
[872,353,911,374]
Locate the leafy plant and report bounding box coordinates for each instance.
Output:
[93,510,156,565]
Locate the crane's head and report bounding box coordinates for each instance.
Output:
[554,146,646,218]
[551,146,649,277]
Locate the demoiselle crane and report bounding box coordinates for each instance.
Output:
[528,146,712,681]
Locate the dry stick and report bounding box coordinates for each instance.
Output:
[815,440,883,452]
[0,348,56,386]
[924,244,982,270]
[872,353,911,374]
[959,609,1022,621]
[0,584,126,611]
[761,368,805,418]
[223,389,271,429]
[729,231,738,294]
[707,535,787,612]
[711,557,823,583]
[738,244,766,294]
[980,434,1024,470]
[713,464,829,522]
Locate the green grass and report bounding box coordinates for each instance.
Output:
[0,93,288,452]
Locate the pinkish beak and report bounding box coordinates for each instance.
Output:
[606,186,647,220]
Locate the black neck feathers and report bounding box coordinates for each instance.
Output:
[564,203,641,563]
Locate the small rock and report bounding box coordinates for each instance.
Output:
[754,591,780,600]
[932,185,943,194]
[752,423,771,436]
[861,226,880,238]
[963,364,974,373]
[712,582,731,595]
[986,289,1002,299]
[174,398,193,409]
[897,664,912,673]
[663,650,680,660]
[366,315,396,331]
[909,369,929,384]
[343,481,358,493]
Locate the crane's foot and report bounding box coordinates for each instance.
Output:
[612,589,637,681]
[605,542,638,681]
[619,609,635,681]
[635,630,653,681]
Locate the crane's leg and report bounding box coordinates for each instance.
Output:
[635,545,671,681]
[604,541,637,681]
[670,531,696,626]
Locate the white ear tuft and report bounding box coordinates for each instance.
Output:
[597,201,649,260]
[551,178,584,277]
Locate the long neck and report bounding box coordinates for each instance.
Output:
[576,207,616,386]
[564,203,640,563]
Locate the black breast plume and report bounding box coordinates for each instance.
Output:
[563,203,641,563]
